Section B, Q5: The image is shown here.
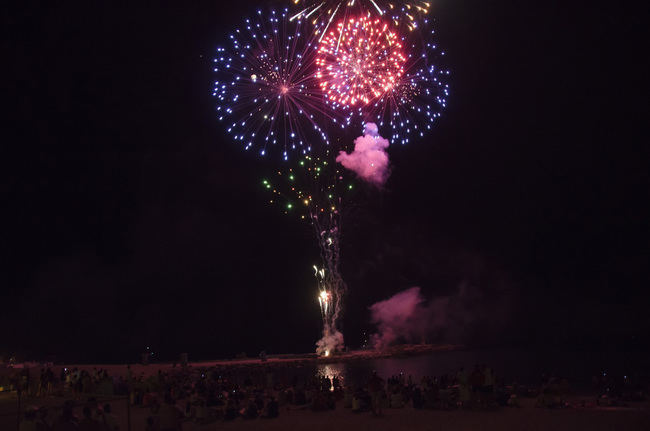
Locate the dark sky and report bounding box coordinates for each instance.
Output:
[2,2,647,363]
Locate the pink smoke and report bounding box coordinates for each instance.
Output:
[369,287,427,349]
[369,282,510,349]
[336,123,390,186]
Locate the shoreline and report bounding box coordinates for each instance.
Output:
[23,344,463,376]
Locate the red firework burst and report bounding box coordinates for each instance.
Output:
[315,16,407,108]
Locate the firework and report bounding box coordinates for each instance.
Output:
[260,148,350,357]
[315,266,331,314]
[314,15,449,145]
[318,289,331,315]
[212,3,450,358]
[260,150,353,219]
[363,26,450,144]
[213,9,342,160]
[290,0,432,33]
[313,239,345,357]
[260,148,349,357]
[315,16,407,108]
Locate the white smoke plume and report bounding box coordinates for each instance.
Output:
[316,328,344,356]
[336,123,390,186]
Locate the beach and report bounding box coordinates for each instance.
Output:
[2,390,650,431]
[3,349,649,431]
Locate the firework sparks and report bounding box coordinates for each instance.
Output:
[318,289,331,315]
[315,16,406,108]
[315,265,332,318]
[363,26,450,144]
[213,9,342,160]
[290,1,432,32]
[260,149,352,219]
[313,261,345,356]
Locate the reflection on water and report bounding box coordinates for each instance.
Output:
[313,349,650,388]
[316,363,345,391]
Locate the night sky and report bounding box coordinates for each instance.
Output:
[2,2,647,363]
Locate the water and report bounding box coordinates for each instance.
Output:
[304,349,650,388]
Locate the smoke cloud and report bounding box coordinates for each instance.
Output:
[316,329,344,356]
[336,123,390,186]
[369,283,512,349]
[369,287,426,349]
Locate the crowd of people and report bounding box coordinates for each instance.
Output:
[17,401,119,431]
[4,360,648,430]
[340,364,511,414]
[6,366,129,399]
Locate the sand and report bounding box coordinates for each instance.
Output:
[2,392,650,431]
[2,349,649,431]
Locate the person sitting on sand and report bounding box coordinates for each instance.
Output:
[52,405,77,431]
[254,392,265,411]
[333,376,341,392]
[294,388,307,405]
[242,399,258,419]
[78,406,101,431]
[412,386,424,409]
[277,388,288,406]
[311,391,328,411]
[262,396,279,418]
[145,416,158,431]
[456,367,468,387]
[352,390,362,412]
[81,371,93,394]
[368,371,384,416]
[470,365,485,407]
[390,388,404,408]
[352,387,370,412]
[326,390,337,409]
[343,386,353,408]
[193,399,209,424]
[100,403,119,431]
[223,398,239,421]
[19,408,37,431]
[158,396,182,431]
[34,407,50,431]
[458,382,471,408]
[484,366,495,393]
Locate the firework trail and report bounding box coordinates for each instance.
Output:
[314,264,344,356]
[290,0,433,33]
[260,150,350,355]
[311,206,346,356]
